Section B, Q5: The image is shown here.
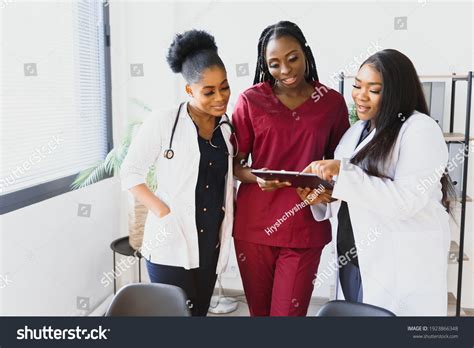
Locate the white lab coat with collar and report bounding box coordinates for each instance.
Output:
[311,112,451,316]
[120,103,234,274]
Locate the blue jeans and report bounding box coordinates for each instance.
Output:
[339,261,363,302]
[145,252,218,316]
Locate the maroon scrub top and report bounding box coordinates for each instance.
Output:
[231,81,350,248]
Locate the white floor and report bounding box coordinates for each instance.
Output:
[207,289,327,317]
[207,289,472,317]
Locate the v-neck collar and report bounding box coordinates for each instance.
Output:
[266,80,317,112]
[354,122,376,154]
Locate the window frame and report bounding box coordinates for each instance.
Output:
[0,2,114,215]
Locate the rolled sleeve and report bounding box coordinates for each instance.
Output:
[120,169,148,191]
[120,114,163,191]
[310,203,333,221]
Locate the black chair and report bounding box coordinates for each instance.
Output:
[105,283,192,317]
[110,236,142,294]
[316,300,396,317]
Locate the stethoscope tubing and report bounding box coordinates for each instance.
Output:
[163,102,237,159]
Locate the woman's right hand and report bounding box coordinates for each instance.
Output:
[296,187,334,205]
[129,184,171,218]
[256,177,292,191]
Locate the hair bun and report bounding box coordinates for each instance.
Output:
[166,30,218,73]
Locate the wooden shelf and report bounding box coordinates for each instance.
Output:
[464,308,474,316]
[448,195,472,203]
[448,241,470,263]
[444,132,474,142]
[455,195,473,202]
[341,74,468,79]
[448,292,470,317]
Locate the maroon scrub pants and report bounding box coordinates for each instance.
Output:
[234,239,324,316]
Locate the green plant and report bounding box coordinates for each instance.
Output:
[348,102,359,125]
[70,99,157,192]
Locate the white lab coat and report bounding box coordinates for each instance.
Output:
[311,112,451,316]
[120,103,234,274]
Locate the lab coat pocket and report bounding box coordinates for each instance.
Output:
[141,209,189,266]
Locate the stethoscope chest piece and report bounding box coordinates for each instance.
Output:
[164,149,174,159]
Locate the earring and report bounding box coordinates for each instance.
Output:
[305,59,310,79]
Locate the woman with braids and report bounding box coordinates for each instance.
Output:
[231,21,349,316]
[120,30,235,316]
[300,49,454,316]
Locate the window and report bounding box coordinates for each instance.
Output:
[0,0,113,214]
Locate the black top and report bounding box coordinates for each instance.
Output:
[336,121,372,268]
[193,117,228,268]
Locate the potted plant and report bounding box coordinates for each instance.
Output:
[70,98,156,250]
[348,102,359,125]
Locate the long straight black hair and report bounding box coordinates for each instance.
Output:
[350,49,455,214]
[253,21,319,85]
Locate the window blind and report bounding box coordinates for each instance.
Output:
[0,0,109,196]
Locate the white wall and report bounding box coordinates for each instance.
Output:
[0,1,134,315]
[0,179,123,315]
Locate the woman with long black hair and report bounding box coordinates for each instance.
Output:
[299,49,454,316]
[231,21,350,316]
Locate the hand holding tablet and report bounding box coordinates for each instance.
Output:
[251,169,334,190]
[252,166,337,204]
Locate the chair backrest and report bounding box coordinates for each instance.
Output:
[105,283,191,317]
[316,300,396,317]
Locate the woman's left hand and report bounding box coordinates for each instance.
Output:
[302,160,341,181]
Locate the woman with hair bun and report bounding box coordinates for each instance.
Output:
[120,30,234,316]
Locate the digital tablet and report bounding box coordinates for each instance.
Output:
[251,169,334,190]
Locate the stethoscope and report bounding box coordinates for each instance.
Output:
[163,102,238,159]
